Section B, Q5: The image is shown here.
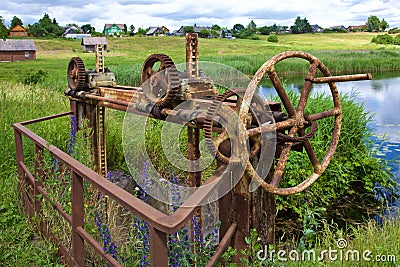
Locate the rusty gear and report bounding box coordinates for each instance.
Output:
[203,88,271,165]
[67,57,86,91]
[141,53,180,107]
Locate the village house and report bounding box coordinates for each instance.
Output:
[311,24,324,33]
[81,37,108,52]
[62,26,91,39]
[146,26,169,36]
[175,26,214,37]
[347,25,366,32]
[9,25,28,37]
[219,29,233,38]
[329,25,347,32]
[0,39,36,62]
[103,24,125,36]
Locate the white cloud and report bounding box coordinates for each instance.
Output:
[1,0,399,31]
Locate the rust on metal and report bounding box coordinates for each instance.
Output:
[13,38,374,266]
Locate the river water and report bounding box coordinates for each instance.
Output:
[259,72,400,216]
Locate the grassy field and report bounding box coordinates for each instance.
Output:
[0,32,399,266]
[1,32,400,88]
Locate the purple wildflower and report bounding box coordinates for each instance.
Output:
[94,211,118,260]
[68,115,77,156]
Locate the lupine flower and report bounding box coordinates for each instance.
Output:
[53,158,59,180]
[94,211,118,260]
[67,115,77,156]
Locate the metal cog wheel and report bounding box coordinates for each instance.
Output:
[203,88,270,165]
[67,57,86,91]
[141,53,180,107]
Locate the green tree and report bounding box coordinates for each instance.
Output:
[129,25,135,33]
[380,18,389,31]
[0,16,8,39]
[247,20,257,33]
[81,24,95,33]
[258,25,272,35]
[199,29,210,38]
[211,24,221,31]
[183,26,194,33]
[367,15,381,32]
[232,23,244,32]
[272,23,278,32]
[290,16,312,34]
[137,27,147,35]
[10,16,23,29]
[28,13,63,37]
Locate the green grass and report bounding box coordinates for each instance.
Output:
[1,33,399,88]
[0,34,399,265]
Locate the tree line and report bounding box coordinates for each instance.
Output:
[0,14,393,40]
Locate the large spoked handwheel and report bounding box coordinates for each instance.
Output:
[141,53,180,107]
[243,51,342,196]
[67,57,86,91]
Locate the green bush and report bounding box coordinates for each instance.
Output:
[394,34,400,45]
[388,27,400,34]
[274,91,395,233]
[267,34,279,43]
[371,34,394,45]
[22,70,48,85]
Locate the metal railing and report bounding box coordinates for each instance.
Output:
[13,112,236,266]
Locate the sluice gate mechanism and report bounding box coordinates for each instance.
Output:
[14,33,372,266]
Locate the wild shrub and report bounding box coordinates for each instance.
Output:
[371,34,394,45]
[22,69,47,85]
[267,34,279,43]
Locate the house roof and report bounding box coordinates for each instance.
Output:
[104,24,125,30]
[347,25,365,29]
[146,27,162,35]
[81,37,107,46]
[0,39,36,51]
[10,25,27,32]
[63,26,80,36]
[329,25,347,30]
[177,26,212,33]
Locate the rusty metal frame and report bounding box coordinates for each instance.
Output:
[13,112,234,267]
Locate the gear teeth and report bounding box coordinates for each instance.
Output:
[141,53,179,108]
[203,88,268,165]
[68,57,86,91]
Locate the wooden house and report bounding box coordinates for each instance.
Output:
[103,24,125,36]
[81,37,108,52]
[347,25,366,32]
[175,26,213,37]
[311,25,324,33]
[146,26,170,36]
[62,26,91,39]
[9,25,28,37]
[219,29,233,38]
[0,39,36,61]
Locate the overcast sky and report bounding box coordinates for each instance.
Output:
[1,0,399,32]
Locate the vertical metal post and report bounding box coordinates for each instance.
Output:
[14,129,24,182]
[186,33,199,78]
[188,127,201,187]
[96,106,107,177]
[149,226,168,266]
[14,128,34,217]
[71,170,85,266]
[34,144,46,233]
[252,175,276,245]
